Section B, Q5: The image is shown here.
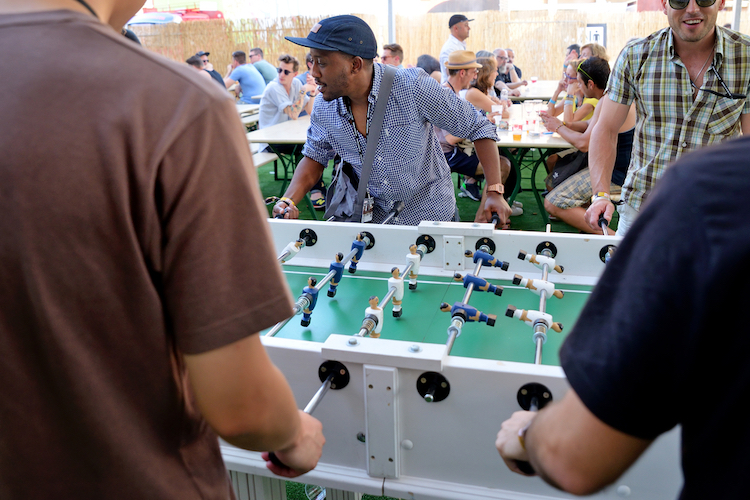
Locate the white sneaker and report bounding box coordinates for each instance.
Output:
[512,200,523,208]
[511,205,524,216]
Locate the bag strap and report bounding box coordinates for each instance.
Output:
[355,64,396,219]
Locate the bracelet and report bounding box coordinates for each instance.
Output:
[280,196,296,207]
[548,99,556,105]
[591,192,611,204]
[564,99,574,106]
[518,420,533,450]
[554,123,565,133]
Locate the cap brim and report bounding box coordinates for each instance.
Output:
[285,35,341,53]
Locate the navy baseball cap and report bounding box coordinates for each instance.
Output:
[449,14,473,28]
[285,15,377,59]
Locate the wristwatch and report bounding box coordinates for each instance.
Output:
[487,183,504,195]
[591,191,611,203]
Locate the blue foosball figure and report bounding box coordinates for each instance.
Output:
[327,253,345,297]
[453,273,503,296]
[439,301,496,326]
[348,233,366,274]
[301,277,319,327]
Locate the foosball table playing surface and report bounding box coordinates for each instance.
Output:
[221,219,682,500]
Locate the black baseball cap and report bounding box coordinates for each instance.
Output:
[196,50,210,57]
[285,15,377,59]
[449,14,473,28]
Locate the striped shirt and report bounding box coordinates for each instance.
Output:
[303,63,497,225]
[608,26,750,211]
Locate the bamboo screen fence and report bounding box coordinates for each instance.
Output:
[132,10,750,82]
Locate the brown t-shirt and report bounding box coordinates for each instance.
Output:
[0,10,293,499]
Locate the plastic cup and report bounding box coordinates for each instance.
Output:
[491,104,503,114]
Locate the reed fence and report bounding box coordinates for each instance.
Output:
[132,10,749,81]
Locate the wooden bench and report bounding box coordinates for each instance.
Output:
[251,151,278,169]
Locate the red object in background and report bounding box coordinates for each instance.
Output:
[140,7,224,21]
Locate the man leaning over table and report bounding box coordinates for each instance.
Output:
[585,0,750,235]
[272,15,511,226]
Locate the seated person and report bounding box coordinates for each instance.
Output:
[493,48,527,91]
[416,54,442,83]
[547,59,598,122]
[580,42,608,61]
[223,50,266,104]
[185,55,214,83]
[259,54,325,209]
[539,60,634,234]
[545,57,609,174]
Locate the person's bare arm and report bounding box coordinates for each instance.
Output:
[465,88,496,114]
[584,96,630,230]
[184,334,324,476]
[272,156,326,219]
[741,113,750,134]
[473,138,511,224]
[496,389,652,495]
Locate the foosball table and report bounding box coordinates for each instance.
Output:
[221,219,681,500]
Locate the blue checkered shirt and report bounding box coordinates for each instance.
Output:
[303,63,497,225]
[608,26,750,211]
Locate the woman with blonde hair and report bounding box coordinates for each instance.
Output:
[580,42,608,61]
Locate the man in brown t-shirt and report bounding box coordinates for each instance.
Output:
[0,1,324,498]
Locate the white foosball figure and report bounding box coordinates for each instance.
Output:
[406,244,421,290]
[279,238,304,263]
[518,250,563,274]
[365,296,383,338]
[506,305,563,332]
[512,274,564,299]
[388,267,404,318]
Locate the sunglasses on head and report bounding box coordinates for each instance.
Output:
[668,0,716,9]
[277,67,293,75]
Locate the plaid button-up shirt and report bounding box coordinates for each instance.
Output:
[608,26,750,211]
[303,63,497,225]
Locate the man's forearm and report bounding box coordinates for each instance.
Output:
[474,138,506,184]
[283,157,326,203]
[588,124,618,195]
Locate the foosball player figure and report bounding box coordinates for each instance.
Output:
[512,274,563,299]
[365,295,383,338]
[388,267,405,318]
[406,244,421,290]
[327,252,345,297]
[464,250,510,271]
[439,302,497,326]
[518,250,564,274]
[453,273,503,296]
[348,233,366,274]
[280,238,304,263]
[505,305,563,332]
[300,277,319,327]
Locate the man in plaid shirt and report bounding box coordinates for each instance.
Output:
[585,0,750,235]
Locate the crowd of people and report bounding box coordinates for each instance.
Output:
[4,1,750,500]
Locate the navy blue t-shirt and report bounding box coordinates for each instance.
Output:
[561,135,750,499]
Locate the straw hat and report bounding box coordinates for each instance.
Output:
[445,50,482,69]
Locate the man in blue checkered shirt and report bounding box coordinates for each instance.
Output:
[272,15,511,226]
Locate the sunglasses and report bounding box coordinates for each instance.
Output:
[668,0,716,9]
[277,67,293,75]
[577,61,594,84]
[693,66,747,99]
